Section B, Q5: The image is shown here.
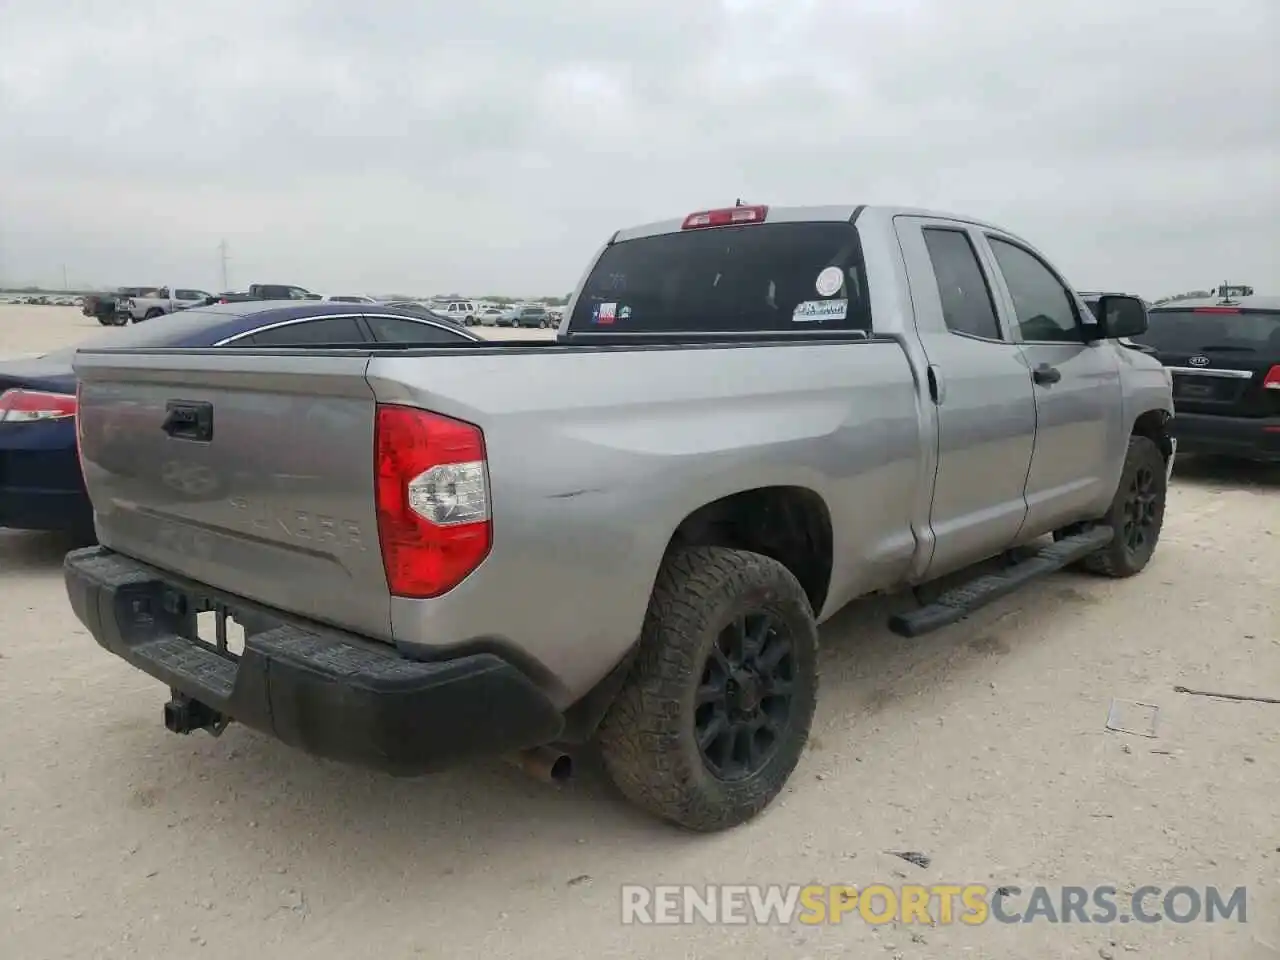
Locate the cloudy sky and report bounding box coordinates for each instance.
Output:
[0,0,1275,298]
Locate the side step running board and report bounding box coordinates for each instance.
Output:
[888,526,1114,638]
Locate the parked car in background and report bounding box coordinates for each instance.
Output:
[476,306,505,326]
[432,300,479,325]
[493,304,545,327]
[66,203,1173,832]
[82,287,154,325]
[204,284,322,305]
[1129,293,1280,462]
[0,301,480,542]
[511,304,551,328]
[382,301,466,326]
[120,287,214,322]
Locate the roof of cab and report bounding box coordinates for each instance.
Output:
[609,204,1022,244]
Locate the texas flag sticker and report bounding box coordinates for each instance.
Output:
[594,302,617,325]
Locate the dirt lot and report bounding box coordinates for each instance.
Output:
[1,305,1277,959]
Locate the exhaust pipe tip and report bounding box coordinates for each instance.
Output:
[545,752,574,784]
[507,746,574,785]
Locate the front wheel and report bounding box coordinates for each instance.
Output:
[1072,435,1168,578]
[597,546,819,832]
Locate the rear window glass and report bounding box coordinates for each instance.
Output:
[569,222,871,334]
[1133,310,1280,353]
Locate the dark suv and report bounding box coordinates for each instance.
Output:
[1129,294,1280,462]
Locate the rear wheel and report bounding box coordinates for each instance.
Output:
[597,546,819,832]
[144,308,164,320]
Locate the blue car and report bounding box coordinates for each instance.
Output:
[0,300,480,541]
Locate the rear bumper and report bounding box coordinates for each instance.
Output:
[1171,412,1280,462]
[64,547,565,775]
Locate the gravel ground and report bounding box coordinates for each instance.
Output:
[1,305,1277,959]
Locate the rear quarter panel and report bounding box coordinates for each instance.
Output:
[366,341,923,706]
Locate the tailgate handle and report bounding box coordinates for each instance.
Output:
[162,401,214,442]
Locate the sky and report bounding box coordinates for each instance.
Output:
[0,0,1275,299]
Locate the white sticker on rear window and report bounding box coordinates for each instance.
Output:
[793,299,847,322]
[815,266,844,297]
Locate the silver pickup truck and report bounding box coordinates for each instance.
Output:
[65,204,1175,832]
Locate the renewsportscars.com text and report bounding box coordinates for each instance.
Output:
[620,883,1248,926]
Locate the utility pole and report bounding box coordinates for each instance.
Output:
[62,263,69,291]
[217,239,231,291]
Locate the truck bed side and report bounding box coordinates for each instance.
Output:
[368,340,923,700]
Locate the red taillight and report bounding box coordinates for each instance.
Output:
[1193,306,1241,314]
[374,405,491,598]
[681,205,769,230]
[0,388,77,424]
[1264,365,1280,391]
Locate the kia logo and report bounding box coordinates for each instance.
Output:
[1188,355,1210,367]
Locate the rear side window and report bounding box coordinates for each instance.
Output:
[1133,309,1280,353]
[239,316,365,346]
[568,222,872,334]
[922,228,1002,340]
[364,315,470,343]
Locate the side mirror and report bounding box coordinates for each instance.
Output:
[1095,295,1148,339]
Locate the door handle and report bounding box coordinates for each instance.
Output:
[162,401,214,442]
[1031,363,1061,386]
[927,364,946,405]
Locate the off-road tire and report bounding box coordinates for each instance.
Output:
[1079,435,1167,578]
[596,546,819,832]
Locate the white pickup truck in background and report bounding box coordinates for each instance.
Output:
[119,287,215,322]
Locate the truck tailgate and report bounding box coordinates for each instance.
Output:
[72,350,393,640]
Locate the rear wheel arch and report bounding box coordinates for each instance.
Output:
[663,485,834,622]
[561,485,833,744]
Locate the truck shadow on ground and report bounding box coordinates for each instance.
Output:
[83,547,1101,894]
